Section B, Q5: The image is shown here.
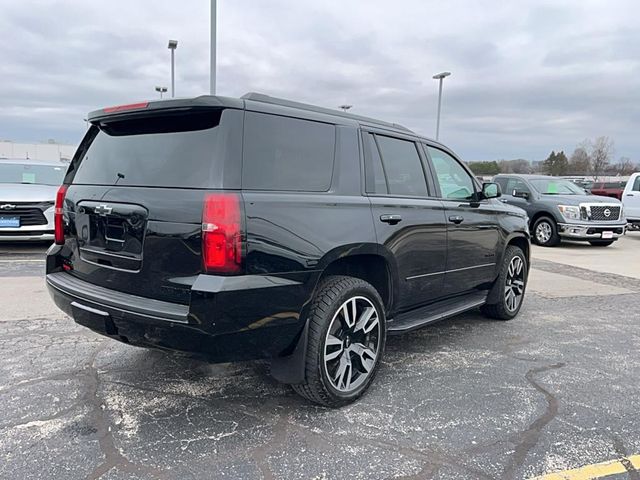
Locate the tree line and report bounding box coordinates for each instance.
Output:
[469,136,637,178]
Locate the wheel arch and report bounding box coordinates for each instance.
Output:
[270,248,396,385]
[505,233,530,267]
[529,210,559,231]
[317,251,396,314]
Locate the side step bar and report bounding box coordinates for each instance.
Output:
[387,292,487,335]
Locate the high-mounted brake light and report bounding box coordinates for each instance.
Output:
[54,185,68,245]
[202,193,243,274]
[103,102,149,114]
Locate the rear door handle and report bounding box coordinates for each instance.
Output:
[380,214,402,225]
[448,215,464,224]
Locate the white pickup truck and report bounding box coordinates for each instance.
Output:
[623,172,640,230]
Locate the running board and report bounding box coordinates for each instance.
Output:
[387,292,487,335]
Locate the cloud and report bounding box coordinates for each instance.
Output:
[0,0,638,161]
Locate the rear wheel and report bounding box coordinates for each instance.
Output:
[292,276,386,408]
[588,240,614,247]
[532,216,560,247]
[481,245,528,321]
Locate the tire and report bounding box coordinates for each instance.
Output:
[532,216,560,247]
[292,275,386,408]
[589,240,614,247]
[481,245,528,321]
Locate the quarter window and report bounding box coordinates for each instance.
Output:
[375,135,428,196]
[427,147,475,200]
[242,112,336,191]
[363,133,388,194]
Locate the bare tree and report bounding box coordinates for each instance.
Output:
[568,146,591,175]
[617,156,635,176]
[590,136,614,181]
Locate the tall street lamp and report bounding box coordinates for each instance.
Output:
[155,86,168,99]
[168,40,178,98]
[432,71,451,141]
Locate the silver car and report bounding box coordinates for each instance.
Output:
[0,158,67,241]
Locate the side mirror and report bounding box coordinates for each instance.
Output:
[481,182,501,199]
[513,189,529,200]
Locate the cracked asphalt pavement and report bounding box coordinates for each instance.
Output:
[1,235,640,480]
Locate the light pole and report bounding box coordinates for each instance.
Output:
[339,105,352,112]
[432,71,451,141]
[168,40,178,98]
[210,0,217,95]
[155,86,168,99]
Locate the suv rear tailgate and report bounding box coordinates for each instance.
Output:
[57,105,244,304]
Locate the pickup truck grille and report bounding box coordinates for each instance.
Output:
[588,205,621,222]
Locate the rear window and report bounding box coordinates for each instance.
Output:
[242,112,335,192]
[70,111,223,188]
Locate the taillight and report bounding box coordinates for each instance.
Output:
[202,193,243,274]
[54,185,68,245]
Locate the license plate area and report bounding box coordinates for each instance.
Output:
[601,231,614,239]
[0,216,20,228]
[75,201,148,272]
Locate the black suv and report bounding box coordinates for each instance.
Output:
[46,93,530,407]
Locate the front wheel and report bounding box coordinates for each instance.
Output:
[292,276,386,408]
[589,240,614,247]
[481,245,528,321]
[532,217,560,247]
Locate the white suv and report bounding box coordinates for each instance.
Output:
[0,158,66,241]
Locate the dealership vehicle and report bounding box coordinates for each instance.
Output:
[568,178,593,191]
[590,180,626,200]
[46,94,530,406]
[0,158,66,241]
[494,174,626,247]
[623,172,640,230]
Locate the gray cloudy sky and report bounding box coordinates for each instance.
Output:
[1,0,639,161]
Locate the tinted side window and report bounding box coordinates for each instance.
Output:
[505,178,529,195]
[243,112,335,191]
[375,135,427,196]
[494,177,508,192]
[427,147,475,200]
[633,177,640,192]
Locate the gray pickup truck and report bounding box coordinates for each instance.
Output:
[494,174,626,247]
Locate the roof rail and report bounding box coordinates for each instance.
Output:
[241,92,413,133]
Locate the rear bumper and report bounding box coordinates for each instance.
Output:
[557,222,626,240]
[46,270,311,362]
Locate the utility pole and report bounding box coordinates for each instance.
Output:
[210,0,217,95]
[168,40,178,97]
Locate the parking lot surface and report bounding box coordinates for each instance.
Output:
[1,236,639,479]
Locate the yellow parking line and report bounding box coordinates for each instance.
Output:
[530,454,640,480]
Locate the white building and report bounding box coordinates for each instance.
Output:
[0,141,77,162]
